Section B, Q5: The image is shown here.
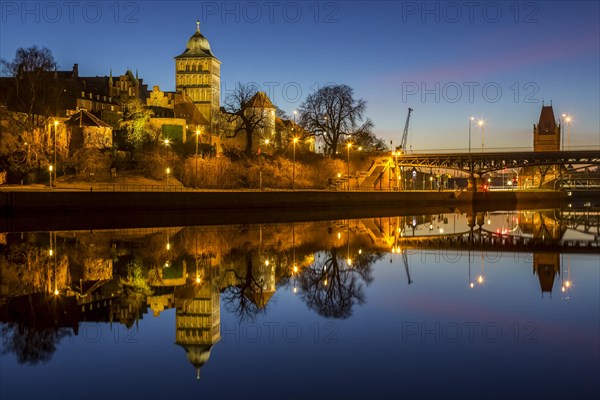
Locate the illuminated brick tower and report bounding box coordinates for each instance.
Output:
[533,104,561,152]
[175,277,221,380]
[175,21,221,134]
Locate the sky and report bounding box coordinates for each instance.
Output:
[1,0,599,151]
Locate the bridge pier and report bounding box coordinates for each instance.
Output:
[467,175,478,192]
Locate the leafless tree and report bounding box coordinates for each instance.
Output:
[1,46,61,139]
[222,83,271,156]
[298,84,374,155]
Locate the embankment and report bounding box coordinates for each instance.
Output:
[0,190,567,232]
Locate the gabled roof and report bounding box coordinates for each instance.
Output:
[174,93,210,125]
[65,109,111,128]
[247,91,275,109]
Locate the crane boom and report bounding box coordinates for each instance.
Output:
[399,108,413,152]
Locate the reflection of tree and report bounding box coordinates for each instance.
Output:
[1,323,72,365]
[298,248,378,319]
[221,252,272,321]
[0,293,75,365]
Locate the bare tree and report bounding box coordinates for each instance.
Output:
[340,130,387,152]
[298,84,374,155]
[1,46,62,180]
[222,83,272,156]
[0,46,61,138]
[534,165,556,188]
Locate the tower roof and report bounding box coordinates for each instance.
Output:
[175,21,217,59]
[537,105,557,133]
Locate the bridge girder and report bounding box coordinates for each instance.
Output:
[397,150,600,175]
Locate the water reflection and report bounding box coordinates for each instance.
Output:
[0,208,598,382]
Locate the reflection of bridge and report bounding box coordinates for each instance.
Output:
[555,210,600,234]
[395,229,599,254]
[358,211,600,254]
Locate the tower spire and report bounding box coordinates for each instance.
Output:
[196,20,200,33]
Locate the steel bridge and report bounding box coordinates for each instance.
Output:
[396,150,600,175]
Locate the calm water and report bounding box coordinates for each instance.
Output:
[1,209,599,399]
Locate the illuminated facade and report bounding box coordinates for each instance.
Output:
[533,104,561,152]
[175,21,221,135]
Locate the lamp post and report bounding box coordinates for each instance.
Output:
[468,117,474,154]
[346,143,352,191]
[292,137,298,189]
[561,114,566,150]
[195,129,200,188]
[49,165,53,189]
[53,120,58,182]
[392,151,400,190]
[166,167,170,188]
[564,115,573,150]
[478,119,485,152]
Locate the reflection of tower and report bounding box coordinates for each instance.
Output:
[174,272,220,380]
[245,259,276,309]
[533,253,560,296]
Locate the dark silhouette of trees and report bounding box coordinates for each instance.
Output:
[1,46,60,127]
[0,294,75,365]
[297,248,378,319]
[298,84,374,155]
[341,130,387,152]
[0,46,63,180]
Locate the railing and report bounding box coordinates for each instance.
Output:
[74,183,475,193]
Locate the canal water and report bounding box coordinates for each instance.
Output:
[1,208,598,399]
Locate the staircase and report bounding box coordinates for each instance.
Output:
[359,158,391,190]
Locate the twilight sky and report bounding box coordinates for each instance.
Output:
[1,0,598,151]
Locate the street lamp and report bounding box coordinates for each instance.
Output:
[195,129,200,187]
[468,116,474,154]
[346,143,352,191]
[166,167,170,188]
[392,151,400,190]
[53,120,58,182]
[292,137,299,189]
[478,119,485,152]
[49,165,53,189]
[564,115,573,150]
